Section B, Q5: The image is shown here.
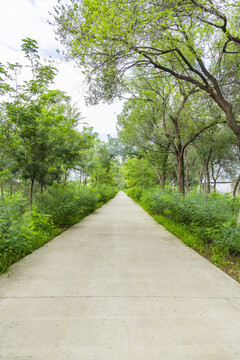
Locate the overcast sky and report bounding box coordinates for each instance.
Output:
[0,0,123,137]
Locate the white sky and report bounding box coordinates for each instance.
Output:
[0,0,123,137]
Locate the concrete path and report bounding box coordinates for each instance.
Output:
[1,192,240,359]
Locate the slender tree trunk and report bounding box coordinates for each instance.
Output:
[177,151,185,194]
[206,168,211,194]
[0,183,3,199]
[213,179,217,192]
[40,183,43,194]
[29,177,35,212]
[199,173,203,193]
[153,166,166,189]
[204,154,211,195]
[185,165,190,193]
[211,162,221,193]
[233,174,240,198]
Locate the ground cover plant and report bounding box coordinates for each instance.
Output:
[0,184,117,274]
[125,186,240,282]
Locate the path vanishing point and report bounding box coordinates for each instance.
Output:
[1,191,240,359]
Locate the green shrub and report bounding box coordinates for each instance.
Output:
[214,225,240,255]
[96,186,118,203]
[125,186,143,201]
[35,184,100,227]
[0,196,30,252]
[145,189,236,228]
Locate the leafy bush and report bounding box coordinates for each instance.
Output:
[96,186,118,204]
[125,186,144,201]
[36,184,102,227]
[0,196,30,252]
[145,189,236,227]
[214,226,240,255]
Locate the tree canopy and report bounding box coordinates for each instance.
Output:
[52,0,240,146]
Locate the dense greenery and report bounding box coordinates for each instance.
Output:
[126,186,240,255]
[0,38,120,273]
[0,184,117,274]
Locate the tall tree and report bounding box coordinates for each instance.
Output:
[11,90,85,210]
[52,0,240,148]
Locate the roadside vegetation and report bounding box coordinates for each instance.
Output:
[0,39,119,274]
[0,184,117,274]
[125,185,240,282]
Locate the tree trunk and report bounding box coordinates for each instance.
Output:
[224,105,240,149]
[185,165,190,193]
[204,155,211,195]
[206,168,210,194]
[233,174,240,198]
[177,151,185,194]
[199,173,203,193]
[29,177,35,212]
[237,209,240,227]
[0,183,3,199]
[41,183,43,194]
[213,179,217,192]
[153,166,166,189]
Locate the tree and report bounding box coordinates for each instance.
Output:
[0,38,57,192]
[52,0,240,149]
[89,141,120,186]
[10,90,85,210]
[117,95,171,189]
[118,74,223,192]
[123,157,159,188]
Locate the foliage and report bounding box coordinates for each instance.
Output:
[214,225,240,255]
[151,213,240,280]
[125,186,144,201]
[0,184,118,274]
[123,158,159,188]
[126,187,240,281]
[52,0,240,147]
[37,184,98,227]
[127,187,240,254]
[0,39,97,210]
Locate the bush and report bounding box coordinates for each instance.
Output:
[0,196,30,252]
[125,186,143,201]
[214,225,240,255]
[35,184,118,227]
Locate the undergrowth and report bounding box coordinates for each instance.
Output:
[0,184,118,274]
[126,186,240,282]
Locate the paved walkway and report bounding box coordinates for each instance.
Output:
[1,191,240,359]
